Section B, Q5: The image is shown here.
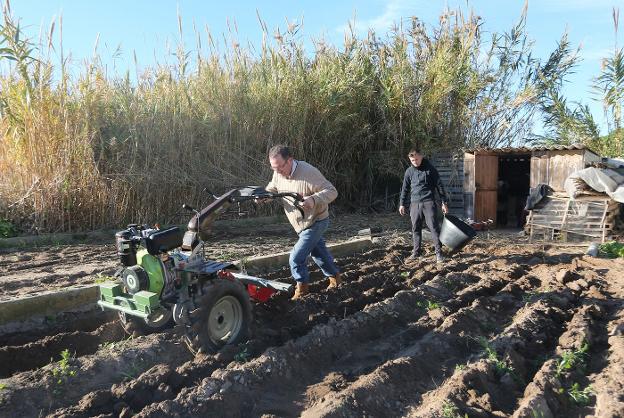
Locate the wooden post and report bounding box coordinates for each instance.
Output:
[600,200,609,243]
[560,199,571,242]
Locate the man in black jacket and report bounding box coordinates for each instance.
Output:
[399,148,448,263]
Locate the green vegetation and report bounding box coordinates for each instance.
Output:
[476,336,516,378]
[234,343,252,363]
[416,299,440,311]
[119,358,147,380]
[50,349,76,391]
[441,401,468,418]
[556,342,589,377]
[599,241,624,258]
[0,3,586,233]
[0,219,16,238]
[99,335,134,352]
[534,9,624,157]
[567,382,593,406]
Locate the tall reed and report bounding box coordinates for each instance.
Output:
[0,4,553,232]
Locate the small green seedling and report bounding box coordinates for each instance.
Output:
[50,349,76,393]
[120,360,146,380]
[416,299,440,311]
[556,342,589,377]
[477,337,515,377]
[567,382,593,406]
[400,271,410,278]
[234,345,251,363]
[441,401,467,418]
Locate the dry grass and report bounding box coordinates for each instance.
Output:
[0,4,549,232]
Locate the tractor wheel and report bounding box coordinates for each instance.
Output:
[185,278,252,354]
[118,308,174,336]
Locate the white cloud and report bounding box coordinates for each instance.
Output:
[336,0,418,36]
[581,46,616,62]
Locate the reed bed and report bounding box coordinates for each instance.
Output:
[0,4,547,232]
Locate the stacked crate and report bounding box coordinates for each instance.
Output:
[527,194,621,242]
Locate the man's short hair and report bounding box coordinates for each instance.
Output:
[269,144,292,160]
[408,147,422,156]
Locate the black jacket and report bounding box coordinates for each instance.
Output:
[399,159,448,206]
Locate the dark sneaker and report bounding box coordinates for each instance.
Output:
[436,253,446,264]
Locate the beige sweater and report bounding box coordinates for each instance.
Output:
[266,161,338,233]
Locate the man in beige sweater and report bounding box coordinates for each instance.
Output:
[265,145,341,300]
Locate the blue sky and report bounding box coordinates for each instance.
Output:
[7,0,623,135]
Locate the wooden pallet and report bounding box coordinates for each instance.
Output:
[527,195,621,243]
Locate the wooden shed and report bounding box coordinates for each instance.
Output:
[462,144,601,226]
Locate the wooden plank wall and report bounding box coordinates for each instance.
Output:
[431,153,464,215]
[530,150,586,191]
[549,152,584,191]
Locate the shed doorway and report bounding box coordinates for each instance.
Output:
[497,154,530,227]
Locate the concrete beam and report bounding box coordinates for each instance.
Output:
[0,286,99,326]
[235,237,373,272]
[0,237,373,326]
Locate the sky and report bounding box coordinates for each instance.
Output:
[6,0,624,135]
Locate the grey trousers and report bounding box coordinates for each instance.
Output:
[410,200,442,255]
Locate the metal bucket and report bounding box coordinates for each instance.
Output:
[439,215,477,252]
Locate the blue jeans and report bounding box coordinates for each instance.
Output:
[289,218,339,283]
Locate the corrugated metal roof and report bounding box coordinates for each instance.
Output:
[466,143,599,155]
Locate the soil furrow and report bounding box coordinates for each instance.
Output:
[0,221,621,418]
[126,269,525,417]
[0,333,191,418]
[405,290,576,417]
[512,302,604,418]
[589,305,624,418]
[0,320,126,378]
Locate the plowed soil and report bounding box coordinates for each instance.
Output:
[1,214,623,418]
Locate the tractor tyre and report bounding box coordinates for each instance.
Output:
[185,278,252,354]
[118,308,174,336]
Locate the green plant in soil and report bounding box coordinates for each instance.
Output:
[441,401,467,418]
[50,349,76,393]
[567,382,593,406]
[119,358,147,380]
[416,299,440,311]
[556,342,589,377]
[100,335,134,352]
[476,336,516,378]
[234,343,252,363]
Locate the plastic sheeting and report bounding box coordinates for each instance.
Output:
[564,167,624,203]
